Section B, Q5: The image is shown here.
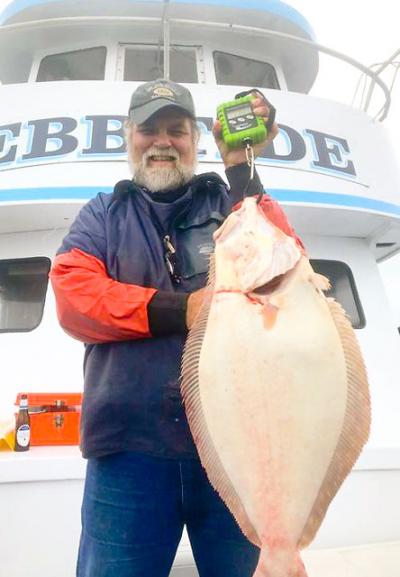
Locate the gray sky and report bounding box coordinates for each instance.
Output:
[0,0,399,323]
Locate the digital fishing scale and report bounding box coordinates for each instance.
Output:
[217,91,275,200]
[217,94,267,151]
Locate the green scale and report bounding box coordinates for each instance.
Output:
[217,94,267,150]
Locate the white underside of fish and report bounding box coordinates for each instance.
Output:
[181,198,370,577]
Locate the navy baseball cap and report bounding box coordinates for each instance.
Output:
[128,79,196,124]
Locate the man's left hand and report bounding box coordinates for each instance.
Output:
[212,94,279,169]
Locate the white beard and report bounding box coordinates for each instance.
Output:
[131,146,196,192]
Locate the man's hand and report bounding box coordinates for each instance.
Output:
[186,287,207,330]
[212,94,279,169]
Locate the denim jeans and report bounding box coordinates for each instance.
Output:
[77,452,260,577]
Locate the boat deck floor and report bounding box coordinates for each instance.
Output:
[172,540,400,576]
[303,541,400,576]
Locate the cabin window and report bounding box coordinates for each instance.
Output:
[310,260,366,329]
[123,46,198,83]
[0,258,51,332]
[214,51,280,89]
[36,47,107,81]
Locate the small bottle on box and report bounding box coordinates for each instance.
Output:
[14,394,31,451]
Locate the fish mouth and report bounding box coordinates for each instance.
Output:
[252,273,285,295]
[252,258,301,296]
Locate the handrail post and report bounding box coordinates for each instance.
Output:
[364,48,400,115]
[162,0,170,80]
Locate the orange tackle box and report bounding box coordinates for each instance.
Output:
[15,393,82,446]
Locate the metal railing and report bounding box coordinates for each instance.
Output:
[0,15,393,120]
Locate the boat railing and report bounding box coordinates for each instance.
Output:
[0,15,393,122]
[170,18,393,122]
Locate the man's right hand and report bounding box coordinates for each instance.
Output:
[186,287,207,330]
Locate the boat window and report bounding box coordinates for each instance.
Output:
[310,260,366,329]
[123,46,198,83]
[214,51,280,89]
[0,258,51,332]
[36,47,106,81]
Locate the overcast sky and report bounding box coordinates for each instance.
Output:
[0,0,399,323]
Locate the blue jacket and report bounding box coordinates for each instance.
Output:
[50,169,303,459]
[52,173,233,458]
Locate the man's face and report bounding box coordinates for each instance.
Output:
[129,109,197,192]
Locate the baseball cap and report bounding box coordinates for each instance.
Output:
[128,79,196,124]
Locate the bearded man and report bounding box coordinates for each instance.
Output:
[50,78,302,577]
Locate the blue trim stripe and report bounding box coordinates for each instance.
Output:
[0,0,315,39]
[270,189,400,216]
[1,186,400,216]
[0,0,59,25]
[0,186,113,201]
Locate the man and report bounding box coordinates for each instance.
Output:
[50,78,303,577]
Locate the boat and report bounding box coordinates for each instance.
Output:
[0,1,399,575]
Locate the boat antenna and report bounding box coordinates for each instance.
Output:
[162,0,171,80]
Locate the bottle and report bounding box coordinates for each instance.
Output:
[14,394,31,452]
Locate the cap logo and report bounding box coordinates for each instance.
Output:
[152,86,175,99]
[129,80,194,123]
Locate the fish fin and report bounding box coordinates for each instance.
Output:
[181,255,260,547]
[311,272,331,292]
[298,298,370,548]
[253,548,308,577]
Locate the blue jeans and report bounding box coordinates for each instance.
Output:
[77,452,260,577]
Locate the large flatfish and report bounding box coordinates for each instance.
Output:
[181,197,370,577]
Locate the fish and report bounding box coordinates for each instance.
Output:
[181,196,370,577]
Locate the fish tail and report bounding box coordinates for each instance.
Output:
[253,547,308,577]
